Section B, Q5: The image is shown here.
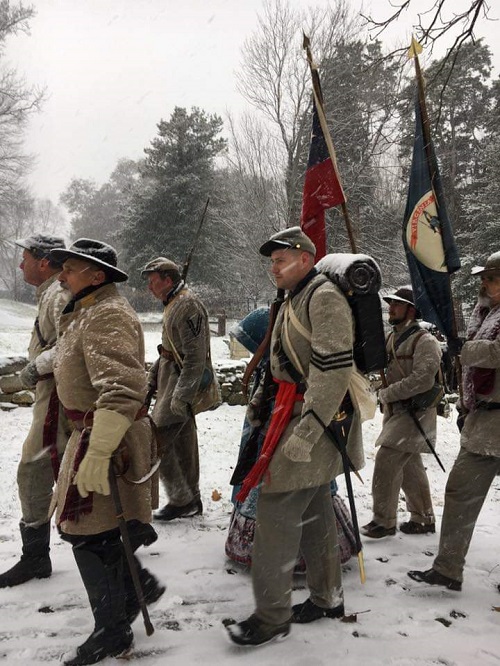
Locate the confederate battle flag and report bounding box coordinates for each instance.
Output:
[300,92,345,260]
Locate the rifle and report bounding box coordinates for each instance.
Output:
[108,465,154,636]
[405,405,446,473]
[242,289,285,399]
[181,197,210,283]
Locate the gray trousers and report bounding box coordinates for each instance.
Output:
[156,418,200,506]
[434,447,500,582]
[17,452,55,528]
[252,484,342,626]
[372,446,435,528]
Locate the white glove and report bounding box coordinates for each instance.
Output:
[19,361,40,389]
[74,409,131,498]
[282,433,314,463]
[170,395,188,417]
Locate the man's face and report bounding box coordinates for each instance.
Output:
[58,258,105,296]
[481,272,500,306]
[19,249,45,287]
[387,299,412,325]
[147,272,173,301]
[269,248,312,291]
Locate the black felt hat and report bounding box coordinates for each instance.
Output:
[50,238,128,283]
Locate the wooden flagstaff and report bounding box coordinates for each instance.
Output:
[303,34,366,584]
[302,34,358,254]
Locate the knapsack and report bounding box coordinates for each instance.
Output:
[315,254,387,373]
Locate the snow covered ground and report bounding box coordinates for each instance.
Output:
[0,299,499,665]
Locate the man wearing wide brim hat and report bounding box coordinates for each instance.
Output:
[362,285,441,539]
[382,286,421,319]
[141,255,220,522]
[409,251,500,592]
[0,234,71,591]
[50,237,129,283]
[48,238,164,665]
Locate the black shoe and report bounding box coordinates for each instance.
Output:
[64,625,133,665]
[407,568,462,591]
[361,522,396,539]
[400,521,436,535]
[292,598,344,623]
[126,568,166,624]
[226,614,290,647]
[154,499,203,521]
[0,555,52,588]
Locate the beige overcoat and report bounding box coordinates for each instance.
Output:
[52,283,156,535]
[149,286,218,426]
[262,273,364,494]
[22,274,71,463]
[460,303,500,457]
[376,322,442,453]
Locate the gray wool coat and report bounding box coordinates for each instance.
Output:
[22,274,71,463]
[376,322,442,453]
[52,283,156,536]
[149,286,218,426]
[262,273,364,494]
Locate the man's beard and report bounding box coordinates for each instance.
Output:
[389,316,405,325]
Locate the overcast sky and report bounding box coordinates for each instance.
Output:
[4,0,499,204]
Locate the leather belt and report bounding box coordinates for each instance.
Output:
[476,400,500,411]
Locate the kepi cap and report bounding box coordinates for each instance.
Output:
[140,257,180,277]
[50,238,128,283]
[259,226,316,257]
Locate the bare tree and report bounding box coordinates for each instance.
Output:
[237,0,361,226]
[362,1,496,91]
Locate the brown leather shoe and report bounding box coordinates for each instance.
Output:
[361,522,396,539]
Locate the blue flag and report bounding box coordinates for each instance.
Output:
[402,98,461,339]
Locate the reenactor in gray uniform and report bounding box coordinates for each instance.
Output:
[49,239,163,666]
[142,257,218,521]
[227,227,364,647]
[409,252,500,592]
[362,287,441,539]
[0,234,70,588]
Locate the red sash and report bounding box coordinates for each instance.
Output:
[58,409,94,524]
[236,380,304,502]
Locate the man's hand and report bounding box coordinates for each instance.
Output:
[170,395,188,418]
[19,361,40,389]
[74,410,131,498]
[447,337,464,357]
[246,396,262,427]
[282,433,313,463]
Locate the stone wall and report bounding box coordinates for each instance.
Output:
[0,356,250,411]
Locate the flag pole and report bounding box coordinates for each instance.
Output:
[303,34,357,253]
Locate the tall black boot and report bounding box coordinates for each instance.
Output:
[124,554,166,624]
[64,536,133,666]
[0,522,51,588]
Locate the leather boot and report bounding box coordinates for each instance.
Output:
[0,522,52,588]
[64,537,133,665]
[124,555,166,624]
